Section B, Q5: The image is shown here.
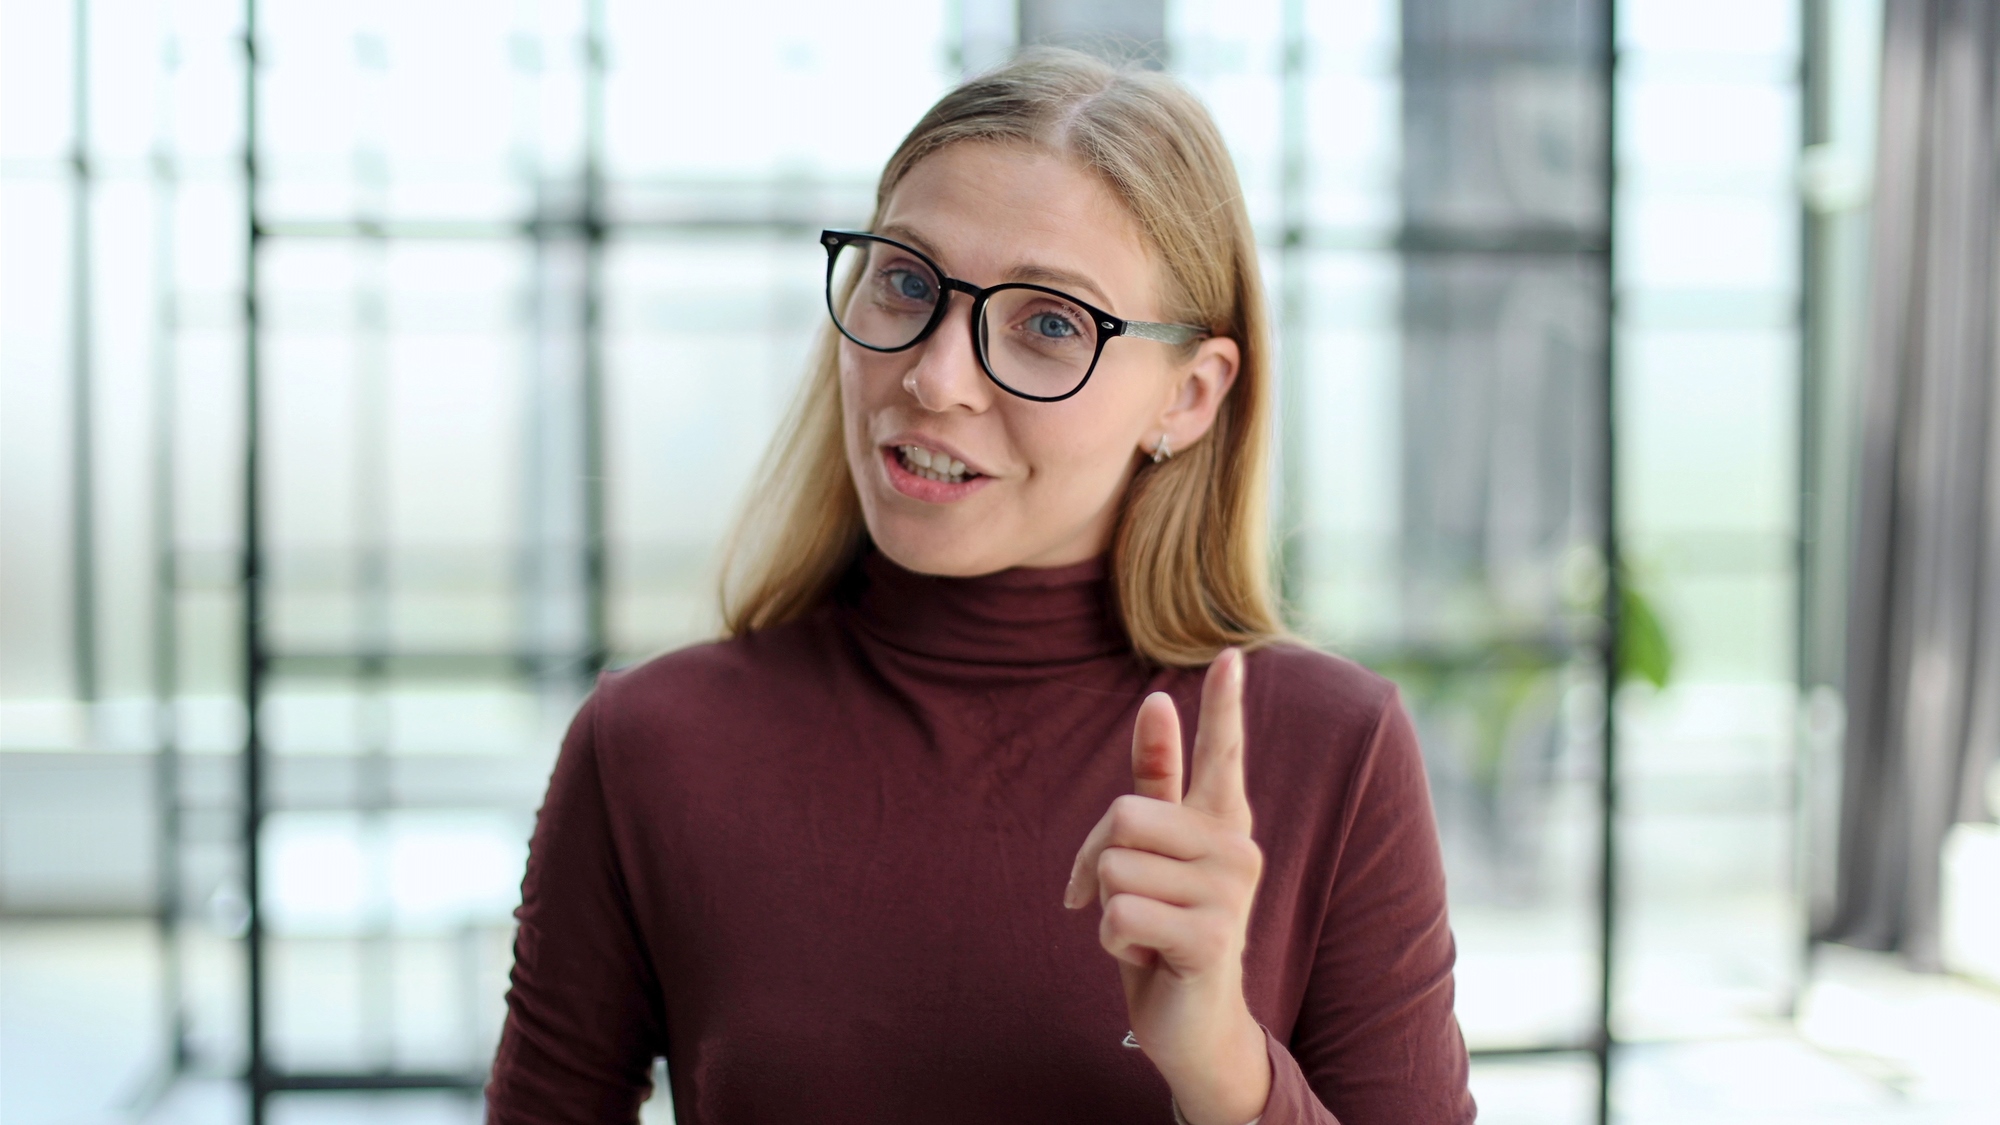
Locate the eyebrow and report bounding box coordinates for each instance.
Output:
[876,222,1115,309]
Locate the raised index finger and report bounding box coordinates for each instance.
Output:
[1186,647,1249,824]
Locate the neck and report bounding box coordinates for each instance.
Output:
[839,546,1129,666]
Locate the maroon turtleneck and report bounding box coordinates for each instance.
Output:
[487,552,1473,1124]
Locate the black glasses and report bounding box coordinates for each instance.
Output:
[820,230,1210,403]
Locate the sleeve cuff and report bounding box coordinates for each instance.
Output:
[1165,1021,1285,1125]
[1170,1096,1261,1125]
[1251,1022,1341,1125]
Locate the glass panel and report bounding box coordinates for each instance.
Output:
[259,0,555,225]
[263,809,524,1072]
[0,0,75,161]
[1170,0,1287,232]
[604,232,824,658]
[0,179,75,712]
[262,239,534,661]
[1286,0,1612,1058]
[1615,1,1802,1042]
[601,0,950,228]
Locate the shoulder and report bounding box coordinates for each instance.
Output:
[1240,640,1402,749]
[1235,641,1418,826]
[1236,643,1437,900]
[583,609,851,746]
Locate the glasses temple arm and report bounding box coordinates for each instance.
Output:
[1120,319,1210,345]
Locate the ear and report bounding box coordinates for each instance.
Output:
[1149,335,1240,456]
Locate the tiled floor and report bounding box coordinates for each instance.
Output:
[5,920,1997,1124]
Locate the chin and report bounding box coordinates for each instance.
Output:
[866,515,1011,577]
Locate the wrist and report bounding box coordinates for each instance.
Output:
[1160,1007,1271,1125]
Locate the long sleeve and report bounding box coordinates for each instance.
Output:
[487,684,668,1123]
[1259,693,1475,1125]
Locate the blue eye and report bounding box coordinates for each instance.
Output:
[1029,312,1078,339]
[887,269,933,302]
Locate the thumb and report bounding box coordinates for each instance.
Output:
[1130,691,1183,804]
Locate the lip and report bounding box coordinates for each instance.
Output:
[880,445,994,504]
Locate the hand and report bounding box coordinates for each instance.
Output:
[1064,648,1269,1125]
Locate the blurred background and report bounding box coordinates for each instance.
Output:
[2,0,1997,1122]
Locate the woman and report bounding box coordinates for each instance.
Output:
[488,49,1473,1125]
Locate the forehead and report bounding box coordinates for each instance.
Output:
[877,141,1160,313]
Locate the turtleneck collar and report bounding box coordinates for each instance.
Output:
[838,547,1130,666]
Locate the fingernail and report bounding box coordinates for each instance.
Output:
[1062,880,1079,909]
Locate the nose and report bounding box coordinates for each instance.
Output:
[902,294,992,414]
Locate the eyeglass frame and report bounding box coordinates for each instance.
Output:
[819,229,1212,403]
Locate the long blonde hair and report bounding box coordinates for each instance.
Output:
[718,48,1285,667]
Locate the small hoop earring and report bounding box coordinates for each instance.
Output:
[1151,434,1173,464]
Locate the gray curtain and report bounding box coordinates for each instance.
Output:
[1825,0,2000,968]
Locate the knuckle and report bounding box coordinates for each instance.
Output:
[1110,792,1149,818]
[1098,916,1125,958]
[1225,834,1264,875]
[1108,794,1150,834]
[1094,847,1129,889]
[1101,892,1141,931]
[1205,829,1252,869]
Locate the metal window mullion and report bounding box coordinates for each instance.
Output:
[582,0,609,676]
[241,0,270,1120]
[71,0,98,712]
[150,9,190,1086]
[1594,3,1623,1123]
[1277,0,1309,614]
[354,26,399,1071]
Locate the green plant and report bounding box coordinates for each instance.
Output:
[1618,569,1674,690]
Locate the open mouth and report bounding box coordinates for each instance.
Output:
[892,443,980,485]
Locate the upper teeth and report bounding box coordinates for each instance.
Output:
[898,445,970,483]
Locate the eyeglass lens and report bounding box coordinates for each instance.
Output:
[829,238,1101,399]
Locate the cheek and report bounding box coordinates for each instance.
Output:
[839,344,916,415]
[837,347,894,442]
[1012,406,1139,501]
[836,356,882,498]
[1018,361,1159,476]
